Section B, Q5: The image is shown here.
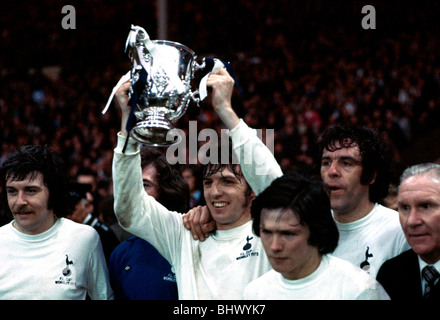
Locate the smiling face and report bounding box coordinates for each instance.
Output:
[398,174,440,264]
[320,142,375,222]
[259,208,321,280]
[203,166,254,230]
[6,172,56,235]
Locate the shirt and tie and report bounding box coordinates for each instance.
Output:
[418,257,440,298]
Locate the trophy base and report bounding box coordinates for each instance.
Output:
[130,122,182,147]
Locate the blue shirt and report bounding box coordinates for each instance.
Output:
[109,236,177,300]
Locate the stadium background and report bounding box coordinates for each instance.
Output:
[1,1,440,220]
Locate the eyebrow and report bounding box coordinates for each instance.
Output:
[398,196,437,205]
[322,155,362,163]
[6,178,41,186]
[203,172,239,181]
[260,223,302,232]
[5,184,42,191]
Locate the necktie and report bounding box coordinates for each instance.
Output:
[422,265,440,298]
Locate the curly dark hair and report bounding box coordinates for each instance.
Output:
[1,145,69,218]
[251,172,339,255]
[318,125,391,203]
[140,146,190,213]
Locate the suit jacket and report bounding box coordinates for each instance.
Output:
[377,249,440,300]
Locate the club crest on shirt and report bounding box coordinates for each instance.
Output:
[360,246,375,274]
[236,236,259,260]
[55,254,77,288]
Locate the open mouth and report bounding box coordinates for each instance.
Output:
[212,201,228,208]
[328,184,343,193]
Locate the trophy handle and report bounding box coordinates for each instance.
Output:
[187,60,205,107]
[196,58,229,101]
[194,60,206,72]
[190,91,201,107]
[126,25,186,95]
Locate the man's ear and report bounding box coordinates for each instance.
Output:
[369,171,377,185]
[250,190,256,201]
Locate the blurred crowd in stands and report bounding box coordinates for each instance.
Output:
[1,1,440,223]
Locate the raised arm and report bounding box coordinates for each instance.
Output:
[205,67,240,130]
[114,80,131,138]
[111,80,184,262]
[207,68,283,194]
[184,69,284,240]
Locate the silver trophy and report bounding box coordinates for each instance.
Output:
[123,25,204,146]
[103,25,229,146]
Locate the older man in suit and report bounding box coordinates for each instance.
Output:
[377,163,440,300]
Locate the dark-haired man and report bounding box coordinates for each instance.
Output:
[111,79,274,299]
[318,126,410,277]
[244,173,389,300]
[0,145,113,299]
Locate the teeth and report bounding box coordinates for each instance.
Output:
[213,202,227,208]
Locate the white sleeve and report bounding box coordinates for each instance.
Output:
[227,119,283,195]
[86,231,114,300]
[112,133,184,264]
[355,280,391,300]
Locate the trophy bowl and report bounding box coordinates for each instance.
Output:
[103,25,234,148]
[126,27,202,146]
